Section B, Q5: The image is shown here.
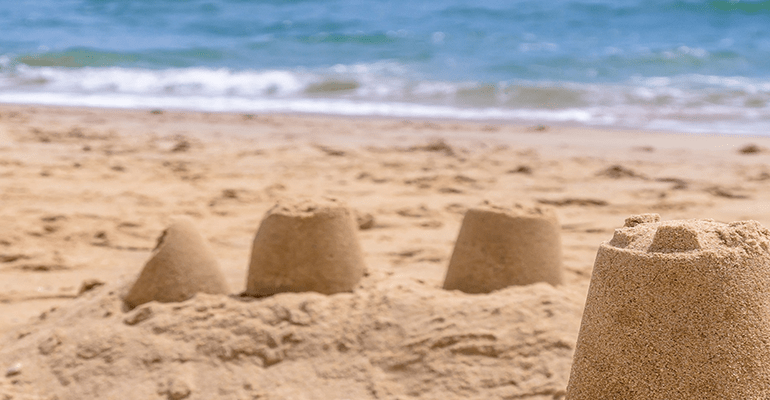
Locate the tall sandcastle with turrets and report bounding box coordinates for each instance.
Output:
[567,214,770,399]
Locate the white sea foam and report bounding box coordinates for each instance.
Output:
[0,91,595,124]
[2,65,770,135]
[7,65,309,97]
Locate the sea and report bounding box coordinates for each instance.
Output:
[2,0,770,134]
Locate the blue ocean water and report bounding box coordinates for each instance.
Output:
[2,0,770,134]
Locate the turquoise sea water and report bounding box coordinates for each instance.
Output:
[2,0,770,134]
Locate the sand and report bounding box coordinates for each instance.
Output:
[442,202,562,293]
[567,216,770,399]
[245,198,365,296]
[2,104,770,399]
[124,217,230,308]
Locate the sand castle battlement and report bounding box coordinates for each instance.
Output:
[442,203,563,293]
[567,214,770,400]
[606,213,770,255]
[245,198,366,297]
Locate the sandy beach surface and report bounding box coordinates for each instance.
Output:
[1,104,770,399]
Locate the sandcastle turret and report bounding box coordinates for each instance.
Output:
[244,198,366,296]
[442,203,562,293]
[566,214,770,399]
[124,217,230,308]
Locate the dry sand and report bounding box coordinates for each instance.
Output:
[245,198,365,297]
[443,203,562,293]
[2,104,770,399]
[124,217,230,308]
[567,216,770,399]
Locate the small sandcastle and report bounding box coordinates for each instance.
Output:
[442,203,563,293]
[244,198,366,296]
[123,217,230,308]
[566,214,770,399]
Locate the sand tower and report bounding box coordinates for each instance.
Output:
[442,203,562,293]
[245,198,366,296]
[566,214,770,400]
[124,217,230,308]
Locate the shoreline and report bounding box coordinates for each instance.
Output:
[2,99,769,139]
[4,102,770,158]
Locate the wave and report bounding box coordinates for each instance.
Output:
[1,62,770,134]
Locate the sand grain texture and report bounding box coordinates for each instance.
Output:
[443,203,563,293]
[2,105,770,399]
[567,215,770,400]
[124,217,230,308]
[0,281,582,400]
[245,198,366,296]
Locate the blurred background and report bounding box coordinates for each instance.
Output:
[1,0,770,133]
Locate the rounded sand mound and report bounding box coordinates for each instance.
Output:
[567,214,770,400]
[0,280,583,400]
[124,217,230,308]
[443,203,563,293]
[245,198,366,297]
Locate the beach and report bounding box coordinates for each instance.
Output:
[1,104,770,398]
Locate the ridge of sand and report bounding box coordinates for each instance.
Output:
[1,280,583,400]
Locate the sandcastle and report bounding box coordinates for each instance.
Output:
[244,198,366,296]
[442,203,562,293]
[566,214,770,399]
[124,217,230,308]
